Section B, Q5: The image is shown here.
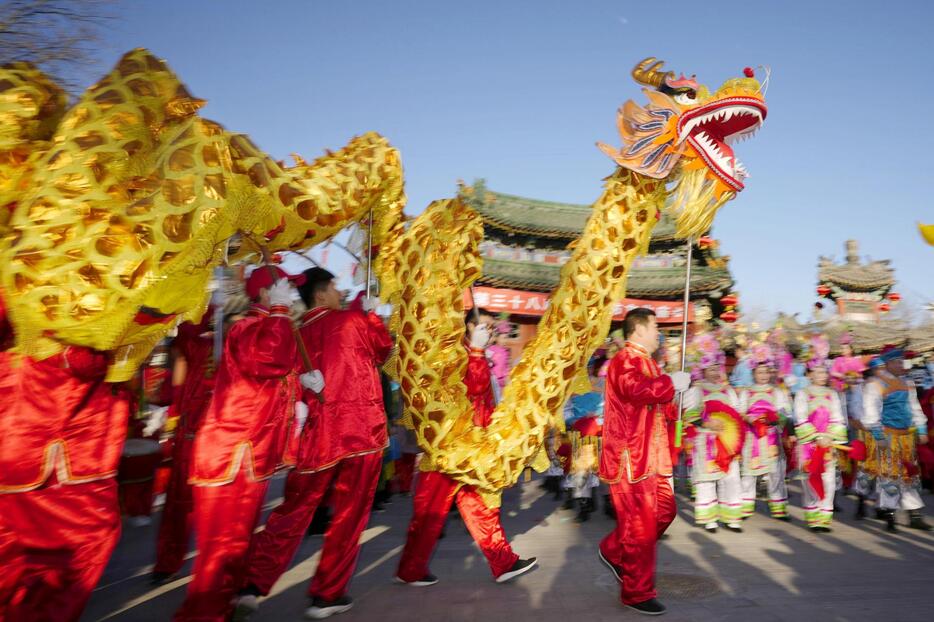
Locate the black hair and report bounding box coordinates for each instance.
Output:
[622,307,656,339]
[298,267,335,307]
[465,307,493,328]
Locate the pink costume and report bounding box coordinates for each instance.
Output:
[487,344,510,390]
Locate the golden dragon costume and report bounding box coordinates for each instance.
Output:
[382,58,768,505]
[0,49,405,381]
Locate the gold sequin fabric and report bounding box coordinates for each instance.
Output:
[0,49,404,381]
[386,173,666,506]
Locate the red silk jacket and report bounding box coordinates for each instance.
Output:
[466,347,495,428]
[599,341,676,485]
[190,305,300,485]
[171,319,217,438]
[295,307,393,473]
[0,346,131,492]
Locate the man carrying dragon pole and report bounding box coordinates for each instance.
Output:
[382,56,767,615]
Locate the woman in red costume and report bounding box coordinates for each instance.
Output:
[0,292,131,622]
[598,308,690,616]
[234,267,393,621]
[151,311,218,584]
[173,269,303,622]
[394,318,537,589]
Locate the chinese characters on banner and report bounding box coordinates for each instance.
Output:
[465,286,694,324]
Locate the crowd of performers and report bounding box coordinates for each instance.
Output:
[0,268,541,622]
[1,268,933,620]
[670,329,933,535]
[548,330,934,535]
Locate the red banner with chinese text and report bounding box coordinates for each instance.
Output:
[465,286,694,324]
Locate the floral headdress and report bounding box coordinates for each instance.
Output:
[805,333,830,370]
[686,331,726,378]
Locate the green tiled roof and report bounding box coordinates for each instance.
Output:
[479,258,732,298]
[460,181,677,241]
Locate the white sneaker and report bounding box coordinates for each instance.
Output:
[305,596,354,619]
[394,574,439,587]
[231,595,259,621]
[704,522,719,532]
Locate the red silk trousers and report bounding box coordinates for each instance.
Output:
[600,475,676,605]
[396,470,519,581]
[392,453,417,493]
[154,434,195,575]
[173,471,269,622]
[242,452,382,600]
[0,478,120,622]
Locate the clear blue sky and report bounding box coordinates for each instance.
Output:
[99,0,933,319]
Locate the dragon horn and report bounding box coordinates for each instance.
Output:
[632,57,673,88]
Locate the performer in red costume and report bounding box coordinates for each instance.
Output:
[151,311,217,584]
[598,308,690,616]
[0,292,132,622]
[234,268,392,621]
[465,316,496,427]
[173,269,304,622]
[394,320,537,589]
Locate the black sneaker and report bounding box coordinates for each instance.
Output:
[854,497,866,520]
[883,510,897,533]
[304,596,354,619]
[150,571,176,586]
[598,549,622,583]
[495,557,537,583]
[626,598,667,616]
[394,573,438,587]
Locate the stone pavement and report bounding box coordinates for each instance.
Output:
[83,476,934,622]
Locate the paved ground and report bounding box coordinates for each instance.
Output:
[83,476,934,622]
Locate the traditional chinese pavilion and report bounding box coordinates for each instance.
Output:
[817,240,897,323]
[459,180,735,357]
[795,239,934,356]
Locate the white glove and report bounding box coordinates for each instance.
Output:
[294,400,309,428]
[267,278,294,308]
[300,369,325,393]
[783,375,798,389]
[142,406,169,437]
[470,323,491,349]
[362,295,379,313]
[669,371,691,393]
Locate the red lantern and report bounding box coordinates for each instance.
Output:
[720,310,739,323]
[887,292,901,303]
[698,236,715,250]
[720,294,738,308]
[816,284,831,297]
[878,302,891,313]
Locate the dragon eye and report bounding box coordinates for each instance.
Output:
[673,90,697,105]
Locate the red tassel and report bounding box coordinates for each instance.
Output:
[808,446,828,500]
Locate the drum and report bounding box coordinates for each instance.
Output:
[118,438,162,484]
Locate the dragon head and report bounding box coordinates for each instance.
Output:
[599,57,767,238]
